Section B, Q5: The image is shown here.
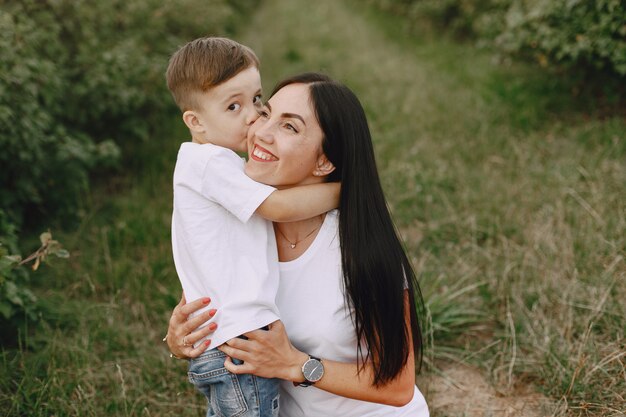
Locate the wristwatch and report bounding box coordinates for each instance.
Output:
[298,355,324,387]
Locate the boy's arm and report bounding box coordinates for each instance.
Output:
[255,182,340,222]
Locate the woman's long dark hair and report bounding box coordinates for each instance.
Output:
[271,73,425,385]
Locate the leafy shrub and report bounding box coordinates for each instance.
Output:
[364,0,510,39]
[365,0,626,83]
[0,229,68,339]
[0,0,258,229]
[496,0,626,78]
[0,0,258,340]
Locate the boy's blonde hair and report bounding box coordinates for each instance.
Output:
[166,37,259,111]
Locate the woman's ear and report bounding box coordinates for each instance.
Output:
[313,154,335,177]
[182,110,204,134]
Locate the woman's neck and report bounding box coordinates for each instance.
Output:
[273,214,326,262]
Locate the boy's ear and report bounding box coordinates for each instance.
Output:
[182,110,204,133]
[313,154,335,177]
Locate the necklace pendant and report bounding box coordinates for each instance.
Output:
[290,243,296,249]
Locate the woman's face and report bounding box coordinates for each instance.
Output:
[244,83,327,188]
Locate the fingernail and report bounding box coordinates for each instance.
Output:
[208,309,217,316]
[203,298,211,304]
[209,323,217,330]
[204,340,211,347]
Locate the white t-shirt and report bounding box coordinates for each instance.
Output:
[276,210,429,417]
[171,142,280,348]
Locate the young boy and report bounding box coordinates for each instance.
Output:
[165,37,338,416]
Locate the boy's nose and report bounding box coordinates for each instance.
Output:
[245,107,259,125]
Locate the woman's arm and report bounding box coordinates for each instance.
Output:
[166,294,218,359]
[219,291,416,407]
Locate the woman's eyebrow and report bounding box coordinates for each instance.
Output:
[265,102,305,125]
[282,113,305,125]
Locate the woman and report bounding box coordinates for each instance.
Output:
[167,73,429,416]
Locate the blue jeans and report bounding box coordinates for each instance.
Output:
[188,349,280,417]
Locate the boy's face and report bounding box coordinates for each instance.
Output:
[188,66,263,152]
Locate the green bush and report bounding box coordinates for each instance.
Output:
[365,0,626,83]
[0,0,258,337]
[496,0,626,78]
[0,0,258,229]
[0,229,69,345]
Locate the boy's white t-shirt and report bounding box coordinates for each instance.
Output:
[171,142,280,348]
[276,210,429,417]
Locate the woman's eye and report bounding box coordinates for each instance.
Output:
[253,95,262,105]
[228,103,241,111]
[284,123,298,133]
[258,106,270,118]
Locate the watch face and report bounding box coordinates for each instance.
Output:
[303,359,324,382]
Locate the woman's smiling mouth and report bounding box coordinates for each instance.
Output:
[251,144,278,161]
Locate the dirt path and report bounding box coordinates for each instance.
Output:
[418,363,553,416]
[237,1,554,415]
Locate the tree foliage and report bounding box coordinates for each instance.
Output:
[366,0,626,81]
[0,0,258,330]
[0,0,257,229]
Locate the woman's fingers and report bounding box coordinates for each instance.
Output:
[186,322,217,345]
[186,339,211,358]
[219,338,252,362]
[183,308,216,335]
[267,319,283,331]
[178,297,211,318]
[166,296,215,359]
[223,355,252,375]
[242,320,282,340]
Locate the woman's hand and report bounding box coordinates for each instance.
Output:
[166,294,218,359]
[218,320,308,382]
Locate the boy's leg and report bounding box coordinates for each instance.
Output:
[244,374,280,417]
[188,350,279,417]
[188,349,247,417]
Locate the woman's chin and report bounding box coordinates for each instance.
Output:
[244,162,270,184]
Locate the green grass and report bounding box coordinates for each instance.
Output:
[2,0,625,415]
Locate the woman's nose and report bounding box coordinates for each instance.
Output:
[253,123,274,144]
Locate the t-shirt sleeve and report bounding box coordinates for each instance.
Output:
[200,149,275,223]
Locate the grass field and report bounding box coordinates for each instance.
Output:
[2,0,624,415]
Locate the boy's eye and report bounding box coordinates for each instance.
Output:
[228,103,241,111]
[253,95,262,105]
